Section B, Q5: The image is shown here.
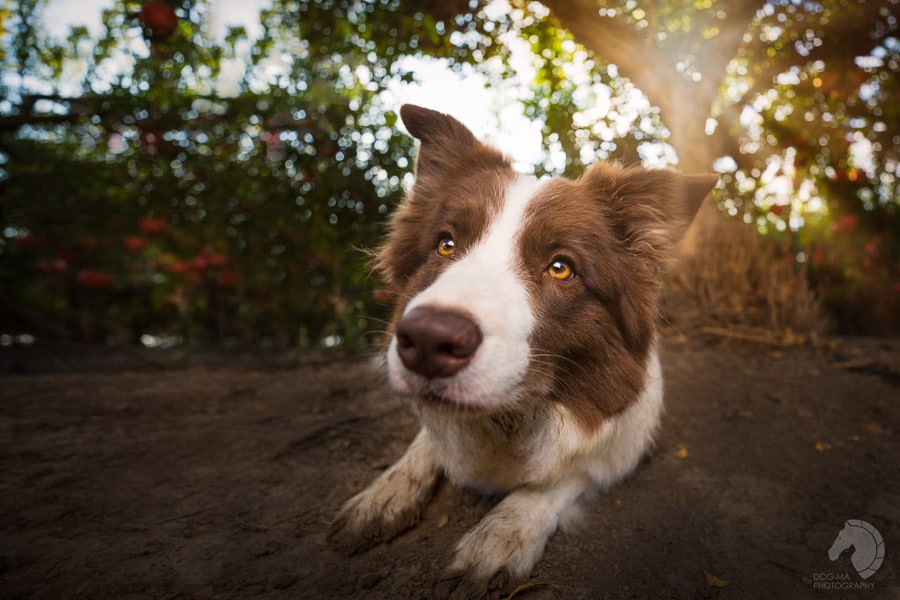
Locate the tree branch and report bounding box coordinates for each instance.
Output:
[541,0,764,170]
[544,1,668,95]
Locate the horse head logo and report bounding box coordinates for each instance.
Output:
[828,519,885,580]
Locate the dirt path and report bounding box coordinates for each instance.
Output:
[1,334,898,599]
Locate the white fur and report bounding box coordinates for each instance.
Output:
[386,177,545,410]
[421,345,662,580]
[418,342,662,494]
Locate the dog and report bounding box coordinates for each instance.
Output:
[329,104,717,594]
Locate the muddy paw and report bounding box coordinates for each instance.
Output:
[327,489,422,556]
[326,507,380,556]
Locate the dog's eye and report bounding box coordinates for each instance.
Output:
[436,237,456,257]
[547,259,574,281]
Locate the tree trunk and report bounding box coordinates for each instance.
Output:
[540,0,764,247]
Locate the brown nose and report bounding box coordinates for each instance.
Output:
[395,307,482,378]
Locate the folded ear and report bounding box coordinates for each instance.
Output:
[594,165,718,257]
[399,104,506,179]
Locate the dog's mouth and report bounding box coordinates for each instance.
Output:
[417,388,497,416]
[423,391,453,405]
[414,383,463,406]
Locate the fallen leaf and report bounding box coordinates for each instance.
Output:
[674,443,688,459]
[704,570,730,588]
[861,423,884,435]
[738,409,754,419]
[814,441,830,453]
[437,514,449,529]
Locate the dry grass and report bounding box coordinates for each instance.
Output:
[665,217,826,341]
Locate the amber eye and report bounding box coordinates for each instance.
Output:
[547,259,574,281]
[436,237,456,257]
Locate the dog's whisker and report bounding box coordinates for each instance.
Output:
[529,352,589,376]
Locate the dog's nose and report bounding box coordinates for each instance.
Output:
[395,307,482,378]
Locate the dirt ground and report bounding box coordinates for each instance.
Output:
[1,332,898,600]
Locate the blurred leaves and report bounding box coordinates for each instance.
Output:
[0,0,509,347]
[0,0,898,348]
[539,0,899,333]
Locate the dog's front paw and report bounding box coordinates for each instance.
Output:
[446,515,544,586]
[441,484,574,592]
[328,429,441,555]
[328,484,424,555]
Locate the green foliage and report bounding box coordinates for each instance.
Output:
[1,0,898,345]
[0,0,508,347]
[714,0,900,332]
[512,2,669,177]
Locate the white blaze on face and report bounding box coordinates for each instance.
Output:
[387,177,546,408]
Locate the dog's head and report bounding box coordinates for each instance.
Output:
[375,105,716,429]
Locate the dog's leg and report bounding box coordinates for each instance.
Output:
[438,475,589,597]
[329,427,440,555]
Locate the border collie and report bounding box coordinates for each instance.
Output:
[330,105,717,595]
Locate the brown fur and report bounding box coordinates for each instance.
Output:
[373,106,515,289]
[375,106,716,433]
[518,164,716,430]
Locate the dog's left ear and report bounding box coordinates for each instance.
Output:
[600,166,718,256]
[399,105,478,177]
[399,104,509,181]
[400,104,477,148]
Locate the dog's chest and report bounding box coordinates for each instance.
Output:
[416,402,586,492]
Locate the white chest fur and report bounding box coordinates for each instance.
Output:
[417,345,664,494]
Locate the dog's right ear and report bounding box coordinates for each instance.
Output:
[399,105,502,178]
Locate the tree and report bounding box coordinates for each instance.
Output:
[0,0,508,345]
[392,0,897,332]
[1,0,897,344]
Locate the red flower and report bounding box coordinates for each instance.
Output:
[830,214,858,234]
[167,260,191,274]
[190,255,210,270]
[141,1,179,39]
[15,233,46,249]
[37,259,68,273]
[124,236,150,253]
[216,270,241,288]
[204,252,228,268]
[372,289,395,304]
[77,269,113,289]
[139,218,168,235]
[78,236,101,249]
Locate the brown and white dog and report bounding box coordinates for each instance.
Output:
[329,105,717,593]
